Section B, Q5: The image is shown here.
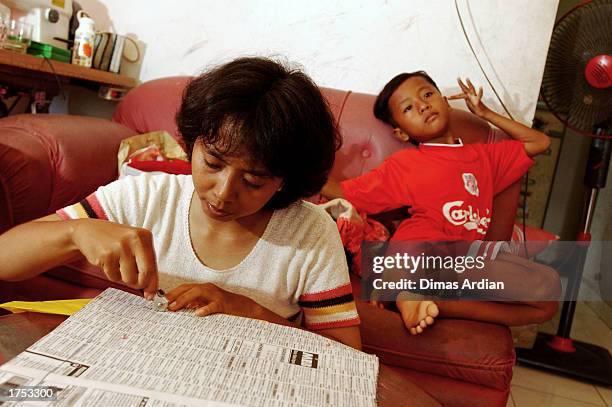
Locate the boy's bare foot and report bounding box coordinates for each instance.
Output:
[396,291,439,335]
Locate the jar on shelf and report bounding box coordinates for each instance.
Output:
[71,11,95,67]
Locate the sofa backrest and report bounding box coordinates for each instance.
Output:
[114,77,497,180]
[0,114,136,233]
[326,89,504,181]
[113,76,519,240]
[113,76,191,143]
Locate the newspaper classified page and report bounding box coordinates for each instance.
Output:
[0,288,378,406]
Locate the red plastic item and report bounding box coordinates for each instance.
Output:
[547,336,577,353]
[127,159,192,175]
[585,55,612,89]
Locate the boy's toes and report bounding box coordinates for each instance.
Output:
[426,303,440,318]
[396,296,439,335]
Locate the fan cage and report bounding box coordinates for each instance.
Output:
[541,0,611,137]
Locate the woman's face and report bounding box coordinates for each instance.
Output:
[191,139,284,223]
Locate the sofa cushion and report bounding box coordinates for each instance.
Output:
[352,277,514,390]
[331,90,406,180]
[401,367,510,407]
[113,76,191,142]
[511,224,560,257]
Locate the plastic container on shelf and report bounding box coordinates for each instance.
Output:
[27,41,71,62]
[71,11,94,67]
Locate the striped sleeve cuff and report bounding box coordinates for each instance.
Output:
[298,283,360,330]
[56,194,108,220]
[467,240,517,261]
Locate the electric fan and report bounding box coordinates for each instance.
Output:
[516,0,612,385]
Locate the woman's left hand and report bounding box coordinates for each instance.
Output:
[165,283,254,317]
[448,78,491,119]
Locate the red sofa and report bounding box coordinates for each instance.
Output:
[0,77,518,406]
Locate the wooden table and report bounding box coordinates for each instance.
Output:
[0,313,440,406]
[0,49,137,112]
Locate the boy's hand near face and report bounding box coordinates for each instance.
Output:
[448,78,492,120]
[448,77,550,157]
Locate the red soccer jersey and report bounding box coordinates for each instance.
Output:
[341,139,533,241]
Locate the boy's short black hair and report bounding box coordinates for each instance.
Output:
[176,57,341,210]
[373,71,440,127]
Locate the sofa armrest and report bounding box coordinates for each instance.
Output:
[0,114,136,233]
[351,275,515,391]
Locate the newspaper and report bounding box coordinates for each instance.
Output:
[0,288,378,406]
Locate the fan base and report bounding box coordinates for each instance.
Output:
[516,332,612,386]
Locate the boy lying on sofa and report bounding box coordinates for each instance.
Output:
[322,71,561,335]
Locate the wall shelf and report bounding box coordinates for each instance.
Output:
[0,49,137,90]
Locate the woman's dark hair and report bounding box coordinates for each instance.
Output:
[176,57,341,210]
[373,71,439,127]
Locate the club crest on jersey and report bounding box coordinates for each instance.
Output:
[462,173,479,197]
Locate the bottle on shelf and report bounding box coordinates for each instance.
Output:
[71,11,95,67]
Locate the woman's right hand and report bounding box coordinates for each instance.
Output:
[70,219,159,298]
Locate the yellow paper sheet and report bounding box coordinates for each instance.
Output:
[0,299,92,316]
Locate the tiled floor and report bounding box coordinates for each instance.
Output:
[508,302,612,406]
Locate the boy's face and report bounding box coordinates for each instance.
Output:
[388,76,451,143]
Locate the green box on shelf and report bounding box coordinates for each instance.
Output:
[27,41,71,63]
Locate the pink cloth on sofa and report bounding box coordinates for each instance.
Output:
[319,198,390,277]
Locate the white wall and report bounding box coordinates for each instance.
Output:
[77,0,558,124]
